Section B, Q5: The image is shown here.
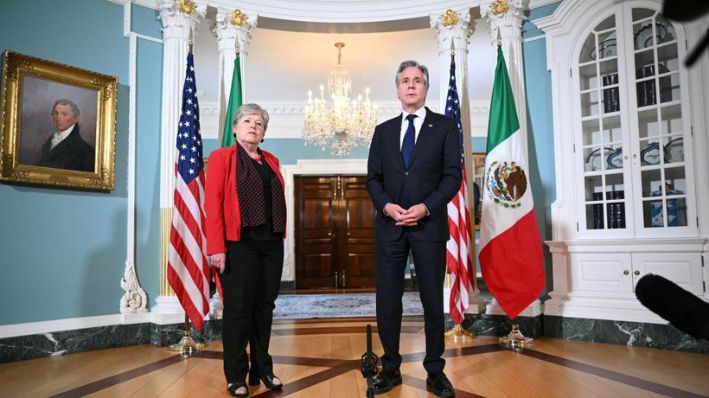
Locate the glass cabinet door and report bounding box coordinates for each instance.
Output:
[576,6,694,236]
[630,10,688,230]
[578,15,627,231]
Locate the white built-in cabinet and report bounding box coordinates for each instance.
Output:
[536,0,708,323]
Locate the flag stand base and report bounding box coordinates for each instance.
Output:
[168,333,205,356]
[445,324,476,342]
[499,324,533,350]
[168,316,205,356]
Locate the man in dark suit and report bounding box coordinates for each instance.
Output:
[37,99,95,172]
[366,60,461,397]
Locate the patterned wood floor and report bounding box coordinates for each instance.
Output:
[1,318,708,398]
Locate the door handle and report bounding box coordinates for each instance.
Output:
[341,270,346,288]
[334,271,339,288]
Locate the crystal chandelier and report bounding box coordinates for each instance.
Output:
[303,42,377,156]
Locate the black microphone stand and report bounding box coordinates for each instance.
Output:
[360,324,379,398]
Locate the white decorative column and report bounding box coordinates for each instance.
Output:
[153,0,205,321]
[214,8,257,144]
[430,9,487,315]
[482,0,542,318]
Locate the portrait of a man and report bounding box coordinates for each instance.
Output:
[18,76,97,172]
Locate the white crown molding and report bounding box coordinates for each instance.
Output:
[108,0,553,22]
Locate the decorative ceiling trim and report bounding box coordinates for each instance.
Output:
[111,0,556,23]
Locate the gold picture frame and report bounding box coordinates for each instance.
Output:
[0,51,118,190]
[472,152,485,230]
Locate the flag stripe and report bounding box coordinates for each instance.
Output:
[168,52,210,330]
[444,57,473,325]
[168,234,208,309]
[479,211,544,318]
[478,131,535,247]
[221,57,242,148]
[486,50,520,153]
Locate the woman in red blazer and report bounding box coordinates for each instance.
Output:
[206,103,286,398]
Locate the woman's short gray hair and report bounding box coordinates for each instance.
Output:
[232,103,269,131]
[395,60,429,89]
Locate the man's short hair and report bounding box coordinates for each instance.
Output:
[395,60,430,89]
[52,99,80,118]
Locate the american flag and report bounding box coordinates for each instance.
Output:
[444,56,473,325]
[167,52,210,330]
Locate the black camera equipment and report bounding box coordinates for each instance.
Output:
[663,0,709,67]
[360,324,380,398]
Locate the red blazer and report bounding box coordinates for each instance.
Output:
[205,145,285,255]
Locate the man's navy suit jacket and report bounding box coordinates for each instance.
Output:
[366,107,462,242]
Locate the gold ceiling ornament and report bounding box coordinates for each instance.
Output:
[303,42,378,156]
[178,0,196,16]
[491,0,509,15]
[230,9,247,27]
[441,9,459,27]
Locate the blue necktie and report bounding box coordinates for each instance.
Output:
[401,114,416,169]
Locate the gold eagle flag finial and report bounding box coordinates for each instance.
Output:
[441,9,459,27]
[230,9,247,27]
[179,0,196,15]
[491,0,509,15]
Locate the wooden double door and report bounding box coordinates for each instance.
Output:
[294,175,376,289]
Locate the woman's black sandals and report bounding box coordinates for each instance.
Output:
[227,382,249,397]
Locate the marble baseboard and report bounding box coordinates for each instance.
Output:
[3,314,707,364]
[0,323,152,363]
[544,315,709,354]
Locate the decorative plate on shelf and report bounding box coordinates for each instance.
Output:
[664,137,684,163]
[590,32,617,60]
[640,142,661,165]
[585,147,613,171]
[634,21,671,49]
[607,147,623,169]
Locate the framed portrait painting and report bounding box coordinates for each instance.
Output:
[0,51,118,190]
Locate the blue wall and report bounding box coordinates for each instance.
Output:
[0,0,163,325]
[523,2,561,293]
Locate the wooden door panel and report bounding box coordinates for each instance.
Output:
[341,177,376,288]
[295,175,376,290]
[295,177,338,289]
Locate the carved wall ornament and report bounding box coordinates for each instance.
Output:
[230,9,247,27]
[491,0,510,15]
[179,0,196,16]
[441,9,459,27]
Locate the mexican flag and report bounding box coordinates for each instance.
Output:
[220,56,242,148]
[478,47,545,320]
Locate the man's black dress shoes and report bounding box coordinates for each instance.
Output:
[426,371,455,397]
[371,370,402,394]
